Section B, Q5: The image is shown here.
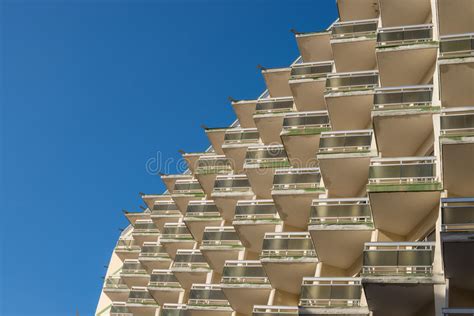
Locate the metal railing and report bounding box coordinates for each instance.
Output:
[282,111,330,131]
[223,128,260,145]
[290,61,333,80]
[261,232,316,258]
[185,200,221,217]
[299,277,362,307]
[133,221,159,233]
[310,198,372,225]
[110,304,132,316]
[377,24,434,47]
[149,270,181,288]
[441,197,474,232]
[255,97,294,115]
[212,175,253,193]
[127,287,157,305]
[195,155,232,174]
[440,107,474,137]
[442,308,474,315]
[326,71,379,93]
[161,224,193,240]
[104,276,128,290]
[201,227,242,247]
[172,180,203,195]
[234,200,279,221]
[440,33,474,58]
[374,85,433,110]
[368,157,438,185]
[245,145,288,165]
[272,168,322,191]
[252,305,299,315]
[188,284,230,307]
[139,243,168,258]
[161,304,188,316]
[115,239,141,252]
[121,260,147,275]
[331,19,378,39]
[319,130,373,153]
[222,260,270,284]
[172,250,210,269]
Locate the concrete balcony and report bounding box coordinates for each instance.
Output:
[171,179,205,214]
[138,242,172,273]
[182,152,211,175]
[252,305,298,316]
[244,145,290,199]
[183,200,223,243]
[221,260,272,315]
[231,99,257,128]
[376,24,437,87]
[204,127,227,155]
[325,71,378,95]
[271,168,324,230]
[373,85,436,157]
[330,19,378,72]
[211,174,254,222]
[200,226,244,273]
[171,249,211,290]
[294,31,333,63]
[232,200,282,255]
[367,157,442,239]
[161,174,194,194]
[187,284,233,316]
[437,0,474,36]
[261,67,292,98]
[221,128,260,173]
[289,61,333,111]
[439,34,474,108]
[115,238,141,261]
[151,200,182,231]
[126,286,159,316]
[140,193,173,210]
[440,107,474,197]
[336,0,379,22]
[103,276,130,302]
[299,277,369,315]
[109,302,132,316]
[147,269,183,305]
[161,304,188,316]
[318,130,377,197]
[309,198,374,273]
[280,111,331,168]
[361,242,440,316]
[253,97,294,144]
[442,308,474,316]
[441,198,474,293]
[378,0,431,28]
[124,210,150,226]
[194,155,233,196]
[132,220,159,245]
[160,223,196,259]
[120,260,150,288]
[261,232,318,295]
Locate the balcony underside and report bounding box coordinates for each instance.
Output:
[331,39,377,72]
[325,92,373,131]
[139,258,172,273]
[121,275,150,288]
[254,114,286,145]
[442,232,474,291]
[184,218,223,243]
[151,215,181,232]
[296,33,332,63]
[441,141,474,197]
[272,192,319,230]
[246,168,276,199]
[376,46,437,87]
[309,227,373,270]
[379,0,432,28]
[222,146,248,174]
[318,156,371,198]
[213,195,253,222]
[373,112,434,157]
[437,0,474,36]
[337,0,379,22]
[207,130,226,155]
[222,286,272,315]
[186,307,233,316]
[289,79,326,111]
[234,222,281,254]
[173,270,209,290]
[184,155,200,174]
[369,191,440,238]
[281,134,321,168]
[232,101,257,128]
[173,195,202,215]
[127,305,157,316]
[162,177,180,193]
[201,248,243,274]
[104,289,130,302]
[299,306,370,315]
[263,70,292,98]
[161,241,196,259]
[262,260,318,294]
[132,234,159,246]
[439,58,474,108]
[116,250,140,261]
[196,174,218,197]
[148,287,183,305]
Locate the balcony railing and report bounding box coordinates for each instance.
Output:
[441,197,474,232]
[440,107,474,137]
[326,71,378,93]
[172,249,210,269]
[299,277,362,308]
[185,200,221,218]
[172,180,204,195]
[310,198,372,225]
[116,239,141,252]
[281,111,331,134]
[442,308,474,315]
[104,276,128,290]
[252,305,299,315]
[110,304,131,316]
[245,145,289,168]
[290,61,333,80]
[149,270,181,288]
[152,201,180,217]
[319,130,373,154]
[272,168,322,191]
[331,19,378,39]
[440,33,474,58]
[222,260,270,284]
[362,242,435,276]
[161,304,188,316]
[213,175,253,193]
[255,97,294,115]
[195,155,232,175]
[127,287,157,305]
[368,157,438,185]
[161,224,193,240]
[188,284,230,307]
[374,85,433,111]
[223,128,260,145]
[377,24,434,47]
[234,200,279,221]
[133,221,159,233]
[139,243,169,259]
[201,227,243,248]
[261,232,316,259]
[121,260,147,275]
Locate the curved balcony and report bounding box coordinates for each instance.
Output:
[151,200,182,231]
[294,31,332,63]
[171,249,211,290]
[147,270,183,305]
[194,155,232,196]
[261,67,292,98]
[183,200,223,242]
[171,179,205,214]
[160,223,195,259]
[120,260,150,288]
[138,242,171,273]
[204,127,227,155]
[132,220,159,245]
[200,226,244,273]
[231,99,257,128]
[211,174,254,222]
[253,97,294,144]
[222,128,260,173]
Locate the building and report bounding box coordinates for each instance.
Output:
[96,0,474,315]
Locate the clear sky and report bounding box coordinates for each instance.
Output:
[0,1,337,315]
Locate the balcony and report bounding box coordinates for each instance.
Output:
[147,270,183,305]
[187,284,233,316]
[378,0,431,28]
[200,226,244,273]
[115,238,141,261]
[221,128,260,173]
[294,31,333,63]
[330,19,378,72]
[151,200,182,231]
[376,25,437,87]
[261,67,292,98]
[181,152,208,174]
[252,305,298,316]
[120,260,150,288]
[280,111,330,168]
[231,99,257,128]
[161,174,194,194]
[161,304,188,316]
[336,0,379,22]
[126,286,158,316]
[440,34,474,59]
[160,223,195,259]
[183,200,223,242]
[260,232,318,294]
[204,127,227,155]
[171,249,211,290]
[140,193,173,210]
[271,168,323,230]
[109,303,132,316]
[253,97,294,144]
[318,130,376,197]
[443,308,474,316]
[289,61,333,111]
[437,0,474,36]
[440,108,474,197]
[138,242,171,273]
[171,179,205,214]
[103,276,130,302]
[441,198,474,291]
[309,198,374,273]
[325,71,378,95]
[367,157,441,238]
[131,220,159,245]
[124,210,150,226]
[244,145,290,199]
[221,261,272,314]
[211,174,254,222]
[233,200,282,254]
[361,242,439,315]
[194,155,232,195]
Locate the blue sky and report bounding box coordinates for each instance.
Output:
[0,1,336,315]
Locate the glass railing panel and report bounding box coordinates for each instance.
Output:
[299,278,362,307]
[441,197,474,232]
[252,305,299,315]
[213,175,252,193]
[440,108,474,137]
[128,288,157,304]
[104,276,128,289]
[149,271,181,288]
[195,155,232,174]
[282,111,330,132]
[161,304,188,316]
[331,19,378,39]
[272,168,321,191]
[186,201,220,217]
[319,130,373,154]
[122,261,147,274]
[374,85,433,110]
[310,198,372,225]
[133,221,159,233]
[261,233,316,258]
[222,261,269,284]
[116,239,141,251]
[172,250,209,269]
[224,128,260,145]
[234,200,279,221]
[290,61,333,80]
[161,224,193,240]
[201,227,242,247]
[172,180,203,194]
[110,304,131,315]
[140,244,168,258]
[326,71,378,92]
[255,98,294,114]
[439,33,474,58]
[245,145,289,167]
[368,157,438,185]
[377,24,434,47]
[188,285,230,307]
[442,308,474,315]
